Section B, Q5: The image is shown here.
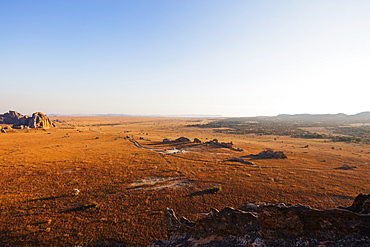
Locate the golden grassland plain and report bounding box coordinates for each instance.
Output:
[0,117,369,246]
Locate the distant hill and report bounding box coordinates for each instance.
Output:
[277,113,347,118]
[351,111,370,120]
[276,112,370,122]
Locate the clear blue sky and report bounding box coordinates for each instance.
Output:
[1,1,370,116]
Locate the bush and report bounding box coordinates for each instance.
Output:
[209,186,222,193]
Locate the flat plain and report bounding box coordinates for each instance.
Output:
[0,116,369,246]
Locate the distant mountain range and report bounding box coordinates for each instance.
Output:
[47,112,370,121]
[277,112,370,120]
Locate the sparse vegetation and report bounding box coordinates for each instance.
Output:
[0,116,369,246]
[81,202,99,210]
[188,116,370,143]
[209,186,222,193]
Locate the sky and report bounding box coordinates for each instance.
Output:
[1,0,370,117]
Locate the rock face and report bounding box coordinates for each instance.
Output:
[149,194,370,247]
[0,110,23,124]
[27,112,55,129]
[0,111,55,129]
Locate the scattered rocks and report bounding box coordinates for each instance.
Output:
[149,194,370,247]
[249,149,287,159]
[0,110,55,129]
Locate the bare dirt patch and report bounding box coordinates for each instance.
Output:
[127,176,194,191]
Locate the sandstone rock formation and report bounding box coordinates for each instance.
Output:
[27,112,55,129]
[0,111,55,129]
[149,194,370,247]
[0,110,23,124]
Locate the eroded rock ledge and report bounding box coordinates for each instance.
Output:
[149,194,370,247]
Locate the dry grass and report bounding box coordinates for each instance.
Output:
[0,116,369,246]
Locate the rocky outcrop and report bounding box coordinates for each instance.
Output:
[204,139,244,151]
[163,137,191,143]
[340,193,370,214]
[0,110,23,124]
[0,111,55,129]
[249,149,287,159]
[193,138,202,144]
[27,112,55,129]
[149,194,370,247]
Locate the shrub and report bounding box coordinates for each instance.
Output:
[209,186,222,193]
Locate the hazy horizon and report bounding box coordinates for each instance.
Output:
[2,109,370,118]
[1,1,370,117]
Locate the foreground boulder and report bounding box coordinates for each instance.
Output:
[341,193,370,214]
[0,110,55,129]
[149,194,370,247]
